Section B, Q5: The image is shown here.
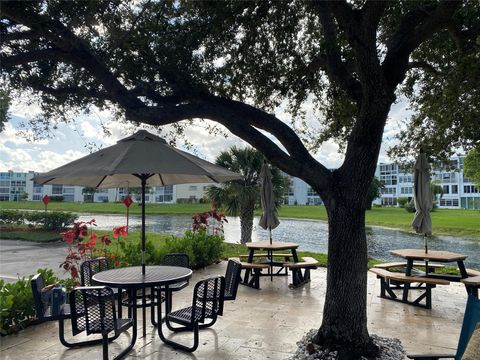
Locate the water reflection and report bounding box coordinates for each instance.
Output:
[78,213,480,268]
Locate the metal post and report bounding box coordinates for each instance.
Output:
[141,177,146,275]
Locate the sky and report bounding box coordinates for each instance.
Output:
[0,99,412,173]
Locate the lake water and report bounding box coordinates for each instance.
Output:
[77,213,480,268]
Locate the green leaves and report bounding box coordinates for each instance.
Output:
[464,147,480,188]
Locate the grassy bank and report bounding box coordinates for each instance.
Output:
[1,201,479,239]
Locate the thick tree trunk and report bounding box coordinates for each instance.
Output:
[239,205,254,244]
[314,198,377,358]
[312,92,394,358]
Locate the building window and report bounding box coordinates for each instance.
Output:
[464,185,479,194]
[440,198,459,207]
[189,185,197,191]
[63,195,75,202]
[451,185,458,194]
[442,185,449,194]
[52,185,63,195]
[32,194,42,201]
[381,198,397,206]
[63,187,75,194]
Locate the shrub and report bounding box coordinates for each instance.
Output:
[49,196,64,202]
[0,210,23,225]
[162,229,224,269]
[26,211,78,230]
[404,200,416,213]
[0,268,73,335]
[397,197,409,207]
[0,210,77,230]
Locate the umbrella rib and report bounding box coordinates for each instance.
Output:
[206,175,220,183]
[95,176,108,188]
[158,173,165,186]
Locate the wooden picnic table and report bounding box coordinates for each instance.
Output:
[389,249,468,281]
[245,241,299,281]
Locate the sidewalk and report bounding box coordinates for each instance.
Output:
[0,261,466,359]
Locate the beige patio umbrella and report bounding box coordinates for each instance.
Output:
[34,130,242,274]
[258,161,280,244]
[411,149,433,253]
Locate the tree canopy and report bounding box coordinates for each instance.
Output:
[1,1,478,356]
[464,147,480,188]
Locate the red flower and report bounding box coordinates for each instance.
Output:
[113,226,127,238]
[101,235,111,245]
[62,230,76,244]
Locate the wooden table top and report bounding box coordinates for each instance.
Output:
[246,241,299,250]
[390,249,468,262]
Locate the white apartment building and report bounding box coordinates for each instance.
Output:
[2,156,478,210]
[283,176,322,206]
[0,170,209,204]
[374,155,480,210]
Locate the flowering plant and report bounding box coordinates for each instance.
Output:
[60,219,128,285]
[191,210,227,235]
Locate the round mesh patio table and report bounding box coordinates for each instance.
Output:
[93,266,192,342]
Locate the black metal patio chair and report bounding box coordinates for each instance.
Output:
[31,273,117,349]
[224,259,242,301]
[157,253,190,313]
[81,258,125,317]
[157,275,225,352]
[70,286,134,360]
[80,257,111,286]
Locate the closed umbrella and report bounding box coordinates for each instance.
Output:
[258,161,280,245]
[411,149,433,253]
[34,130,242,274]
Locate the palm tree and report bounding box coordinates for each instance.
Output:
[206,146,287,244]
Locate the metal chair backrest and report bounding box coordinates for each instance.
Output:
[224,260,242,301]
[31,273,48,321]
[455,295,480,360]
[161,253,189,268]
[191,276,225,325]
[70,286,117,336]
[80,258,110,286]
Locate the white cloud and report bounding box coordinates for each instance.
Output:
[1,122,49,145]
[36,149,88,172]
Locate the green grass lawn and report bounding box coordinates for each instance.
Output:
[1,201,479,239]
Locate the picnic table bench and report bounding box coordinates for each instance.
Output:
[370,267,450,309]
[283,256,319,287]
[461,269,480,298]
[374,262,444,272]
[229,258,270,289]
[231,256,319,289]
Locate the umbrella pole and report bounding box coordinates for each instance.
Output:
[141,177,146,275]
[269,227,272,245]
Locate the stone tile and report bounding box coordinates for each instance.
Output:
[0,262,469,359]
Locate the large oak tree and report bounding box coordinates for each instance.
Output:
[1,1,478,357]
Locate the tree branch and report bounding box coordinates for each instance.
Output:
[1,2,145,111]
[127,98,331,188]
[0,48,68,67]
[382,1,461,88]
[25,81,112,102]
[311,2,363,102]
[0,30,39,43]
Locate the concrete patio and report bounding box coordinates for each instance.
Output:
[0,262,466,359]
